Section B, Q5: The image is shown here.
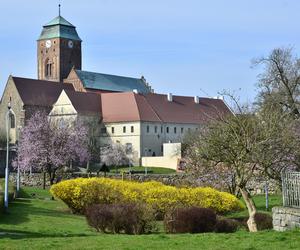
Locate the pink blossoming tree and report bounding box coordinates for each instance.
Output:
[14,112,90,187]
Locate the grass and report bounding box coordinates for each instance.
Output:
[109,166,176,174]
[0,187,300,250]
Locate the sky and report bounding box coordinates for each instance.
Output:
[0,0,300,103]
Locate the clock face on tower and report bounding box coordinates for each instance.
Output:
[45,40,52,48]
[68,40,74,48]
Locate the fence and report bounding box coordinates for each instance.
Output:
[282,171,300,208]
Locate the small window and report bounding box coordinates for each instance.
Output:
[166,127,169,133]
[147,125,150,133]
[111,127,115,134]
[154,126,157,133]
[101,128,107,134]
[161,126,163,133]
[123,126,126,133]
[10,113,15,129]
[131,126,134,133]
[174,127,177,134]
[181,127,184,133]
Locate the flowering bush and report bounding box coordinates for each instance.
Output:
[50,178,244,214]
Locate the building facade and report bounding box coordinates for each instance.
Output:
[0,13,232,168]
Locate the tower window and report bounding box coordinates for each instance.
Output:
[147,125,150,133]
[123,126,126,133]
[131,126,134,133]
[45,59,53,77]
[111,127,115,134]
[155,126,157,133]
[174,127,177,134]
[166,127,169,133]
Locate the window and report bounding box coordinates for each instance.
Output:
[101,128,107,134]
[10,113,15,129]
[154,126,157,133]
[181,127,184,133]
[147,125,150,133]
[131,126,134,133]
[161,126,163,133]
[123,126,126,133]
[111,127,115,134]
[174,127,177,134]
[166,127,169,133]
[45,59,53,77]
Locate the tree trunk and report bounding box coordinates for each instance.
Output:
[49,171,56,185]
[43,171,46,190]
[240,187,258,232]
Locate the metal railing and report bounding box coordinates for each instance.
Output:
[282,171,300,208]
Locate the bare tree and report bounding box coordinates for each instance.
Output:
[185,94,300,232]
[253,47,300,118]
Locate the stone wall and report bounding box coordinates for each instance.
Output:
[272,206,300,231]
[9,172,280,195]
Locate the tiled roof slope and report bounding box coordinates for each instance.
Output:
[144,93,230,124]
[13,77,74,107]
[101,92,154,122]
[100,92,231,124]
[64,90,101,115]
[75,70,151,93]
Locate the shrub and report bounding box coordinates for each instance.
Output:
[254,212,273,231]
[51,178,244,214]
[164,207,217,233]
[85,203,156,234]
[215,218,239,233]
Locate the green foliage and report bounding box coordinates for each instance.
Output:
[0,188,299,250]
[50,178,244,215]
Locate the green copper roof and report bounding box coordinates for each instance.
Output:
[38,15,81,41]
[44,16,75,27]
[75,70,151,93]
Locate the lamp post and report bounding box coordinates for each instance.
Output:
[4,102,13,211]
[4,102,16,210]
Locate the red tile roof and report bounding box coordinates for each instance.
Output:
[13,77,74,107]
[64,90,101,115]
[100,92,231,124]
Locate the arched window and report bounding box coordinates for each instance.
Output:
[10,113,15,129]
[45,59,53,77]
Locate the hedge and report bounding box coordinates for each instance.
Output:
[50,178,244,214]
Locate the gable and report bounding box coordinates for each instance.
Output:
[50,90,77,116]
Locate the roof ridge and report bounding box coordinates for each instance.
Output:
[139,94,162,122]
[76,69,142,81]
[132,93,142,121]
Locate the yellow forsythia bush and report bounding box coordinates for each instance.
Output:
[50,178,244,214]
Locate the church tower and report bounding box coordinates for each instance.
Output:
[37,11,82,82]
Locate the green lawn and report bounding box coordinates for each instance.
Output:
[0,187,299,250]
[109,166,176,174]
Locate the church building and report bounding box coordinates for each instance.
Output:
[0,13,231,166]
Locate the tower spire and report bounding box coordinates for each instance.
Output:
[58,3,61,16]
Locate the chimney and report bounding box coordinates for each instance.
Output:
[167,93,173,102]
[194,96,199,104]
[133,89,138,94]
